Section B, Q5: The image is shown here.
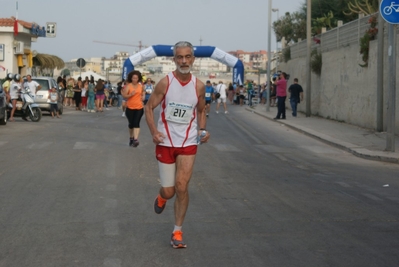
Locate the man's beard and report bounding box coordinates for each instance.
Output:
[176,63,192,74]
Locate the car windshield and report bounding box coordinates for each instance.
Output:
[32,79,50,91]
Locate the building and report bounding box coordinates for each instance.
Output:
[228,50,268,70]
[0,16,47,78]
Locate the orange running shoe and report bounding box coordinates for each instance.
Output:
[154,195,167,214]
[170,230,187,249]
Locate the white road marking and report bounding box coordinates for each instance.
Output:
[0,141,8,146]
[336,182,351,188]
[104,220,119,236]
[362,193,383,201]
[106,184,117,192]
[27,142,53,149]
[105,199,118,209]
[275,154,288,162]
[214,144,241,152]
[104,258,121,267]
[73,142,96,149]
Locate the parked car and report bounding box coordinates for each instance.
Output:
[0,82,6,125]
[32,77,63,115]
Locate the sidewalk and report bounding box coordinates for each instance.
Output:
[245,104,399,164]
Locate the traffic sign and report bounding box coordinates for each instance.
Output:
[380,0,399,24]
[46,22,56,37]
[76,58,86,68]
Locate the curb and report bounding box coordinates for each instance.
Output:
[246,107,399,164]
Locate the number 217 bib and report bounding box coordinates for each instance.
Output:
[165,102,194,124]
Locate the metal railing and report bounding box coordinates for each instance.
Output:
[289,13,377,59]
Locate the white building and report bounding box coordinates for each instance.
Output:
[0,16,47,78]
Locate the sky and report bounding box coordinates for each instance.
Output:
[0,0,302,62]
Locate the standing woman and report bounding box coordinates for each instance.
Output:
[95,79,105,112]
[74,77,82,110]
[121,70,145,147]
[65,78,75,106]
[81,81,88,111]
[57,76,65,104]
[227,82,234,104]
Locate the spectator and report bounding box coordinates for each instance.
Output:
[215,81,228,114]
[227,82,234,104]
[273,72,287,120]
[116,81,123,109]
[25,75,41,99]
[2,73,12,104]
[74,77,82,111]
[95,79,105,112]
[81,81,88,111]
[87,78,96,113]
[143,78,154,105]
[288,78,304,117]
[65,78,74,106]
[48,86,61,118]
[238,84,245,106]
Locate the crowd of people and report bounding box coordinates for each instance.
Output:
[57,75,118,112]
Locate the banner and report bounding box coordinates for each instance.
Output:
[122,45,244,85]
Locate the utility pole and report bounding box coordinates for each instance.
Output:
[386,24,396,151]
[272,8,279,71]
[266,0,272,112]
[305,0,311,117]
[377,0,384,132]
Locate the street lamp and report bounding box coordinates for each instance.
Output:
[272,8,279,71]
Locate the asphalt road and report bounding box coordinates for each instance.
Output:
[0,104,398,267]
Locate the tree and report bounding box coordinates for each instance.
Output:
[272,12,306,44]
[273,0,376,44]
[344,0,379,16]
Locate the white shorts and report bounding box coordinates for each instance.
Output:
[217,97,227,103]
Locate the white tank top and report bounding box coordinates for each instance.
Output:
[157,72,198,147]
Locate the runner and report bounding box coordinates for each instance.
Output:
[205,80,214,117]
[144,41,210,248]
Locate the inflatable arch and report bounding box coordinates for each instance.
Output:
[122,45,244,85]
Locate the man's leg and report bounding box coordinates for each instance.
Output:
[290,99,295,116]
[275,97,282,118]
[223,100,228,113]
[174,154,196,227]
[282,96,286,118]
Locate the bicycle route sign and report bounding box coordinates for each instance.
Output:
[380,0,399,24]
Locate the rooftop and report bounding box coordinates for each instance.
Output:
[0,16,36,29]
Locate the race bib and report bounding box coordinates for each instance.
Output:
[165,102,193,124]
[205,92,211,97]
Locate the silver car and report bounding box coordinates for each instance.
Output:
[32,77,64,115]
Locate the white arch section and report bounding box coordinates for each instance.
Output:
[122,45,244,85]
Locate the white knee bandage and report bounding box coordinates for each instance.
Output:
[158,162,176,187]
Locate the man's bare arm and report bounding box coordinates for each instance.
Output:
[145,77,167,144]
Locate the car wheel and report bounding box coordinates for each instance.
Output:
[0,109,7,125]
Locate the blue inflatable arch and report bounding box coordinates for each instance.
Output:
[122,45,244,85]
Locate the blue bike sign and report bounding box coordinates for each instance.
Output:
[380,0,399,24]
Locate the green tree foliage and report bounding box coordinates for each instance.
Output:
[272,0,378,44]
[344,0,379,16]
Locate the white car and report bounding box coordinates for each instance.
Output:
[32,77,64,115]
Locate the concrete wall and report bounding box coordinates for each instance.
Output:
[279,34,399,134]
